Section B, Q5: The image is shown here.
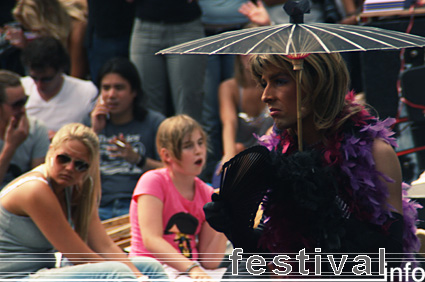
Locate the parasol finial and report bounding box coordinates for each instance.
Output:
[284,0,311,24]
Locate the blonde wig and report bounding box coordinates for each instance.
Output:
[13,0,71,48]
[250,53,361,134]
[156,114,207,164]
[46,123,100,242]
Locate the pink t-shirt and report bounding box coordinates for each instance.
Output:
[129,168,214,260]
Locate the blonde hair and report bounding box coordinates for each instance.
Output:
[156,114,207,163]
[250,53,361,134]
[46,123,100,242]
[57,0,87,22]
[13,0,71,48]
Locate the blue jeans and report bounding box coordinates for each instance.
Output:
[130,18,207,120]
[99,198,132,221]
[24,257,167,280]
[87,34,131,83]
[201,54,235,181]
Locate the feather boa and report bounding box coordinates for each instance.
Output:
[256,92,420,262]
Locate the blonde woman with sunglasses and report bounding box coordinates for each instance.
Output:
[0,123,167,280]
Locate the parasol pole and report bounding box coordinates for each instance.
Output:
[285,0,310,152]
[291,58,304,152]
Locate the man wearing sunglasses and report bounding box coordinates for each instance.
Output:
[0,70,49,189]
[20,37,97,140]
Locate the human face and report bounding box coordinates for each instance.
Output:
[260,66,299,131]
[5,85,27,120]
[174,130,206,177]
[49,139,91,189]
[100,73,136,116]
[29,67,62,94]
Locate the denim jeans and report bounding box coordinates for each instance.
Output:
[87,34,131,83]
[99,198,132,221]
[130,18,207,120]
[200,54,235,182]
[24,257,167,280]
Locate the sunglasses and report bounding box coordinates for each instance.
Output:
[56,154,90,172]
[30,74,56,83]
[8,96,28,110]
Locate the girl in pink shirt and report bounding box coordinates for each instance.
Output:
[129,114,227,280]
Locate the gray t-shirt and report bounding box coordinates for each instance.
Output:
[0,116,50,189]
[98,110,165,206]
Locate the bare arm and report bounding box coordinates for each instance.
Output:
[219,79,240,168]
[4,180,102,263]
[87,207,144,277]
[197,221,227,269]
[0,115,29,184]
[137,195,212,280]
[372,138,403,214]
[68,19,89,79]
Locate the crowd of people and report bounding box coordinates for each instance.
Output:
[0,0,423,281]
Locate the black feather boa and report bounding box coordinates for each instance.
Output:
[259,149,347,254]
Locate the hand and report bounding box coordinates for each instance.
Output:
[107,133,140,164]
[5,114,29,148]
[338,14,358,25]
[91,97,109,134]
[188,266,213,282]
[4,24,26,49]
[239,0,271,26]
[136,274,150,282]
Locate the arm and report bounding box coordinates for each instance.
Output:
[197,220,227,269]
[108,133,163,170]
[90,97,108,134]
[0,115,29,184]
[372,138,403,214]
[87,207,144,277]
[219,79,240,169]
[137,194,212,280]
[7,180,102,264]
[68,19,89,79]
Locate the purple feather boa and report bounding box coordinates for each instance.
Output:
[256,99,420,263]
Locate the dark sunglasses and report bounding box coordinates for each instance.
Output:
[8,96,28,110]
[30,74,56,83]
[56,154,90,172]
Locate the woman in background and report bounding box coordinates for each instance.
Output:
[0,123,166,280]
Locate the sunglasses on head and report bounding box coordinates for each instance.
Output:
[8,96,28,110]
[56,154,90,172]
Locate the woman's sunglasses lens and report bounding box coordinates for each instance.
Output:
[56,154,71,164]
[75,161,89,172]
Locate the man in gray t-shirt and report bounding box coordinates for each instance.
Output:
[0,70,49,189]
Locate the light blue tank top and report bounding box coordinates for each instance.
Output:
[0,175,72,279]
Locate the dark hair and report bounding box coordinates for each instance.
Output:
[96,57,147,121]
[0,70,22,104]
[21,36,70,72]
